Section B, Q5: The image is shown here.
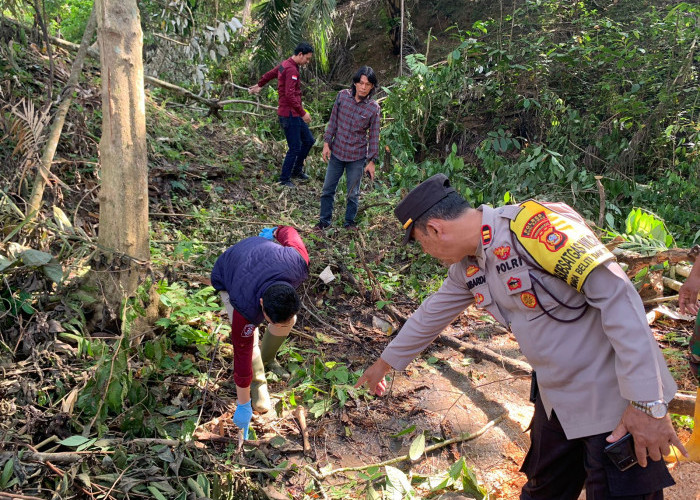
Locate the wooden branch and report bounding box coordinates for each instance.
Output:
[642,294,679,306]
[0,451,102,464]
[218,98,277,111]
[26,5,97,218]
[0,493,47,500]
[152,32,189,46]
[663,277,682,292]
[437,333,532,376]
[613,248,691,277]
[595,176,605,228]
[675,265,692,279]
[301,302,363,345]
[293,406,312,456]
[669,392,695,417]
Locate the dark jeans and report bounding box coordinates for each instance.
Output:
[319,154,365,226]
[520,397,674,500]
[279,114,314,182]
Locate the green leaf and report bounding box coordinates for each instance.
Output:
[365,483,381,500]
[77,438,97,451]
[106,380,123,413]
[0,256,14,272]
[0,458,14,488]
[385,465,413,499]
[390,424,416,438]
[20,249,53,266]
[147,485,168,500]
[43,262,64,283]
[408,433,425,461]
[53,206,74,232]
[58,435,91,447]
[605,213,615,228]
[460,460,486,499]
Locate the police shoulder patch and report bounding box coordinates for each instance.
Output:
[507,277,522,291]
[510,200,614,291]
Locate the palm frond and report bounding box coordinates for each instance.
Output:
[253,0,291,71]
[8,98,50,189]
[302,0,335,72]
[252,0,336,73]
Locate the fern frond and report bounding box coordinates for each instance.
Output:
[9,99,49,164]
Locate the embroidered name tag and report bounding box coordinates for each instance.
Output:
[510,200,613,291]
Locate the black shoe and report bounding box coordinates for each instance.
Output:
[344,222,358,231]
[292,172,310,181]
[313,222,330,232]
[279,180,295,187]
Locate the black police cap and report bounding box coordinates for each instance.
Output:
[394,174,458,245]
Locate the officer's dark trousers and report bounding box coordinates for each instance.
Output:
[520,397,674,500]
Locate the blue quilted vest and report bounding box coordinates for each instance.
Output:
[211,236,309,324]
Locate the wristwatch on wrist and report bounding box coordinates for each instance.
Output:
[630,399,668,419]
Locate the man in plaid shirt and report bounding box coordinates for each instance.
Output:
[314,66,380,230]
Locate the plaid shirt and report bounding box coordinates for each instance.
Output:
[323,89,380,163]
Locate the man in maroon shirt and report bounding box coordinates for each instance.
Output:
[249,43,314,187]
[314,66,381,230]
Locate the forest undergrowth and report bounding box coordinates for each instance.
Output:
[0,0,699,498]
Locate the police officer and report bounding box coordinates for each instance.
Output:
[355,174,686,499]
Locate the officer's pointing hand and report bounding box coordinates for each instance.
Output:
[354,358,391,396]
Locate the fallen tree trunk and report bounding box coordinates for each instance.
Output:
[612,247,691,277]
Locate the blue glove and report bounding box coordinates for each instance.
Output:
[259,227,276,240]
[233,401,252,439]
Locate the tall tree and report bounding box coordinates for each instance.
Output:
[95,0,149,310]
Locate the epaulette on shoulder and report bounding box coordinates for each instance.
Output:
[495,204,524,220]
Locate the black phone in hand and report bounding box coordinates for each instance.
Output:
[604,433,638,471]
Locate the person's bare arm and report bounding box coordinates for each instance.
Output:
[679,260,700,316]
